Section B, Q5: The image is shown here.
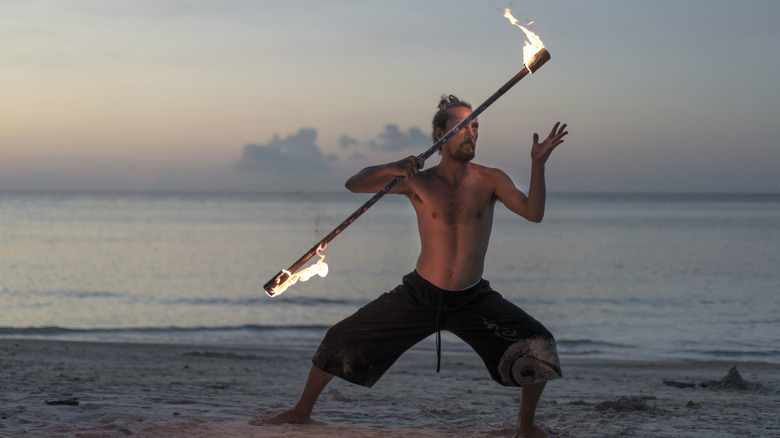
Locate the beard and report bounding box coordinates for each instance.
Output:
[449,140,475,162]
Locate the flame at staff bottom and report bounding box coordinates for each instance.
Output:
[267,243,329,297]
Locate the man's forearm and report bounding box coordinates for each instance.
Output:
[345,164,396,193]
[525,162,546,223]
[346,156,422,193]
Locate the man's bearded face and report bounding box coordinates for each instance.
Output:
[442,106,478,162]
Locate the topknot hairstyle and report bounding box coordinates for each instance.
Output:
[431,94,472,142]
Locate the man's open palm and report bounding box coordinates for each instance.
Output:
[532,122,568,163]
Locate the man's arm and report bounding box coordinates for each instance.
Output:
[496,122,568,222]
[345,155,425,194]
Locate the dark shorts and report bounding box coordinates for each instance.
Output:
[312,271,562,388]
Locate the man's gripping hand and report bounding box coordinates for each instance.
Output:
[389,155,425,179]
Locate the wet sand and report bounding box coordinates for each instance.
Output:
[1,339,778,437]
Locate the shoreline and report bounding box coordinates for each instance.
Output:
[1,339,778,437]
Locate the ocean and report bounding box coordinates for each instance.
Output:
[1,192,779,364]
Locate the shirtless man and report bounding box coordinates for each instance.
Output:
[265,95,568,438]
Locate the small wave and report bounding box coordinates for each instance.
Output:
[695,349,780,359]
[0,324,332,349]
[0,326,78,336]
[3,290,127,299]
[557,339,635,349]
[156,295,368,307]
[0,324,331,336]
[556,339,636,356]
[277,296,370,306]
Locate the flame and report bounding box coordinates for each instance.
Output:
[268,243,329,297]
[504,9,545,72]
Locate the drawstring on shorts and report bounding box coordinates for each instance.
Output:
[433,279,482,373]
[435,292,443,372]
[407,271,483,374]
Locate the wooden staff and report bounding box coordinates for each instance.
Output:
[264,48,551,296]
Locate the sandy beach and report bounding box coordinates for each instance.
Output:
[1,339,778,437]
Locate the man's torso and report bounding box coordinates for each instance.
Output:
[404,163,499,290]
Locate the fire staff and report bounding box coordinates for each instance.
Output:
[264,47,552,297]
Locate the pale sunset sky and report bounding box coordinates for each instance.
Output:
[2,0,778,193]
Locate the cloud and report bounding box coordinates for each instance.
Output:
[339,135,358,149]
[234,128,333,174]
[235,123,431,173]
[368,124,430,152]
[347,151,367,160]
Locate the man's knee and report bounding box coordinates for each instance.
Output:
[497,336,562,386]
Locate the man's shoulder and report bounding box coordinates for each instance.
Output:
[469,162,509,179]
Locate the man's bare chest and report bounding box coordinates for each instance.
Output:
[418,184,494,226]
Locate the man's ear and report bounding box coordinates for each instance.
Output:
[435,128,443,141]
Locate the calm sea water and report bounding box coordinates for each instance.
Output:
[1,192,779,363]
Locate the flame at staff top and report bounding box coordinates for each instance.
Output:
[267,243,329,297]
[503,9,545,72]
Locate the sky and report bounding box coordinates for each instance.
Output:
[2,0,779,193]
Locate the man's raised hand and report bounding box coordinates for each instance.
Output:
[531,122,568,164]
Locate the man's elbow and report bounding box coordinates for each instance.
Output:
[344,177,363,193]
[524,210,544,223]
[345,180,372,193]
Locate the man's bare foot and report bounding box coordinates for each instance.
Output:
[514,422,551,438]
[251,408,324,426]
